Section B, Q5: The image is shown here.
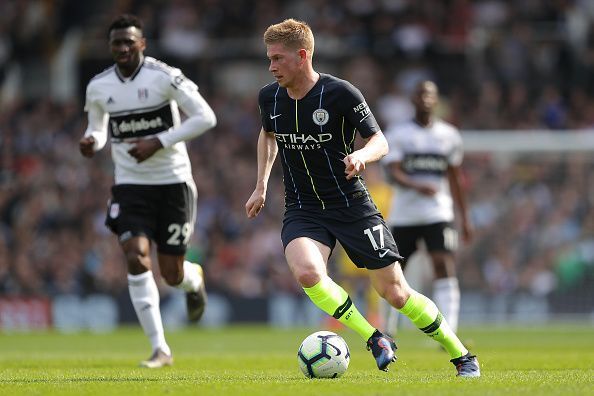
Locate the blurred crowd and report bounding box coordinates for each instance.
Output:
[1,0,593,315]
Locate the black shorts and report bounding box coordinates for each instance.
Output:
[105,182,197,255]
[390,222,458,262]
[281,201,403,270]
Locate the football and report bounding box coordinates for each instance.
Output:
[297,331,350,378]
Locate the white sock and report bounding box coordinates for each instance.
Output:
[176,261,203,292]
[128,271,171,356]
[433,277,460,333]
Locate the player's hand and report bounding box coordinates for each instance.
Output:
[245,187,266,218]
[79,136,96,158]
[416,184,438,196]
[461,218,474,244]
[127,138,163,163]
[343,153,366,180]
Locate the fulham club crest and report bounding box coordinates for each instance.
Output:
[109,202,120,218]
[138,88,149,101]
[312,108,329,126]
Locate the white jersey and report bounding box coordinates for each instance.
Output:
[381,119,463,226]
[84,56,214,185]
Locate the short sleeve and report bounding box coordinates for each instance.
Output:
[168,67,200,105]
[258,88,274,132]
[341,81,381,138]
[448,129,463,166]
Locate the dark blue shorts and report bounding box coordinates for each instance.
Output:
[281,200,403,270]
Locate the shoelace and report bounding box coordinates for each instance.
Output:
[455,355,477,372]
[452,353,476,363]
[367,337,391,355]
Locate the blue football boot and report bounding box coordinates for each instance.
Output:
[451,352,481,377]
[366,330,397,371]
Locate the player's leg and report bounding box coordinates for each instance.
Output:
[429,251,459,332]
[158,253,206,322]
[156,181,206,323]
[286,237,377,340]
[323,205,404,371]
[106,185,172,367]
[383,225,419,336]
[123,236,173,368]
[285,237,395,371]
[369,263,479,377]
[282,209,396,371]
[425,222,460,333]
[350,211,477,377]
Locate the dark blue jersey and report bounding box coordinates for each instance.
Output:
[258,73,381,209]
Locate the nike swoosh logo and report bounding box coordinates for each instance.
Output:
[332,296,352,319]
[269,114,282,119]
[379,249,390,258]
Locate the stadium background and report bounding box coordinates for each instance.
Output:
[0,0,593,331]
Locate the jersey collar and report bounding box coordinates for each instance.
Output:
[114,56,145,83]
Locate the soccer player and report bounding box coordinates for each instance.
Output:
[245,19,480,377]
[79,14,216,368]
[381,81,472,337]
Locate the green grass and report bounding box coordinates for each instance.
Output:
[0,324,592,395]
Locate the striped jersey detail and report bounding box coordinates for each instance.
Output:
[318,86,349,207]
[324,147,349,207]
[258,73,381,209]
[296,98,325,209]
[277,86,301,208]
[273,85,280,130]
[110,100,170,117]
[281,150,301,208]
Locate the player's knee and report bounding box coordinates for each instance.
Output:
[161,269,183,286]
[288,258,323,287]
[125,250,150,274]
[432,255,455,278]
[295,268,322,288]
[381,283,410,310]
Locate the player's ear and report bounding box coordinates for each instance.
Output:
[140,37,147,51]
[298,48,308,64]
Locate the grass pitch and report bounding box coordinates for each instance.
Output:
[0,324,592,395]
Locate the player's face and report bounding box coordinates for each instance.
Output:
[412,82,439,113]
[266,43,302,88]
[109,27,146,69]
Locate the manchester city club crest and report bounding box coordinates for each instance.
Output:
[312,108,329,126]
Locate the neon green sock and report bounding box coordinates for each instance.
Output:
[303,276,375,341]
[399,292,468,359]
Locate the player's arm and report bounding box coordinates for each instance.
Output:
[447,165,473,243]
[157,90,217,148]
[343,131,388,180]
[245,128,278,218]
[340,82,388,180]
[385,161,438,196]
[381,126,438,196]
[128,72,217,163]
[79,101,109,158]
